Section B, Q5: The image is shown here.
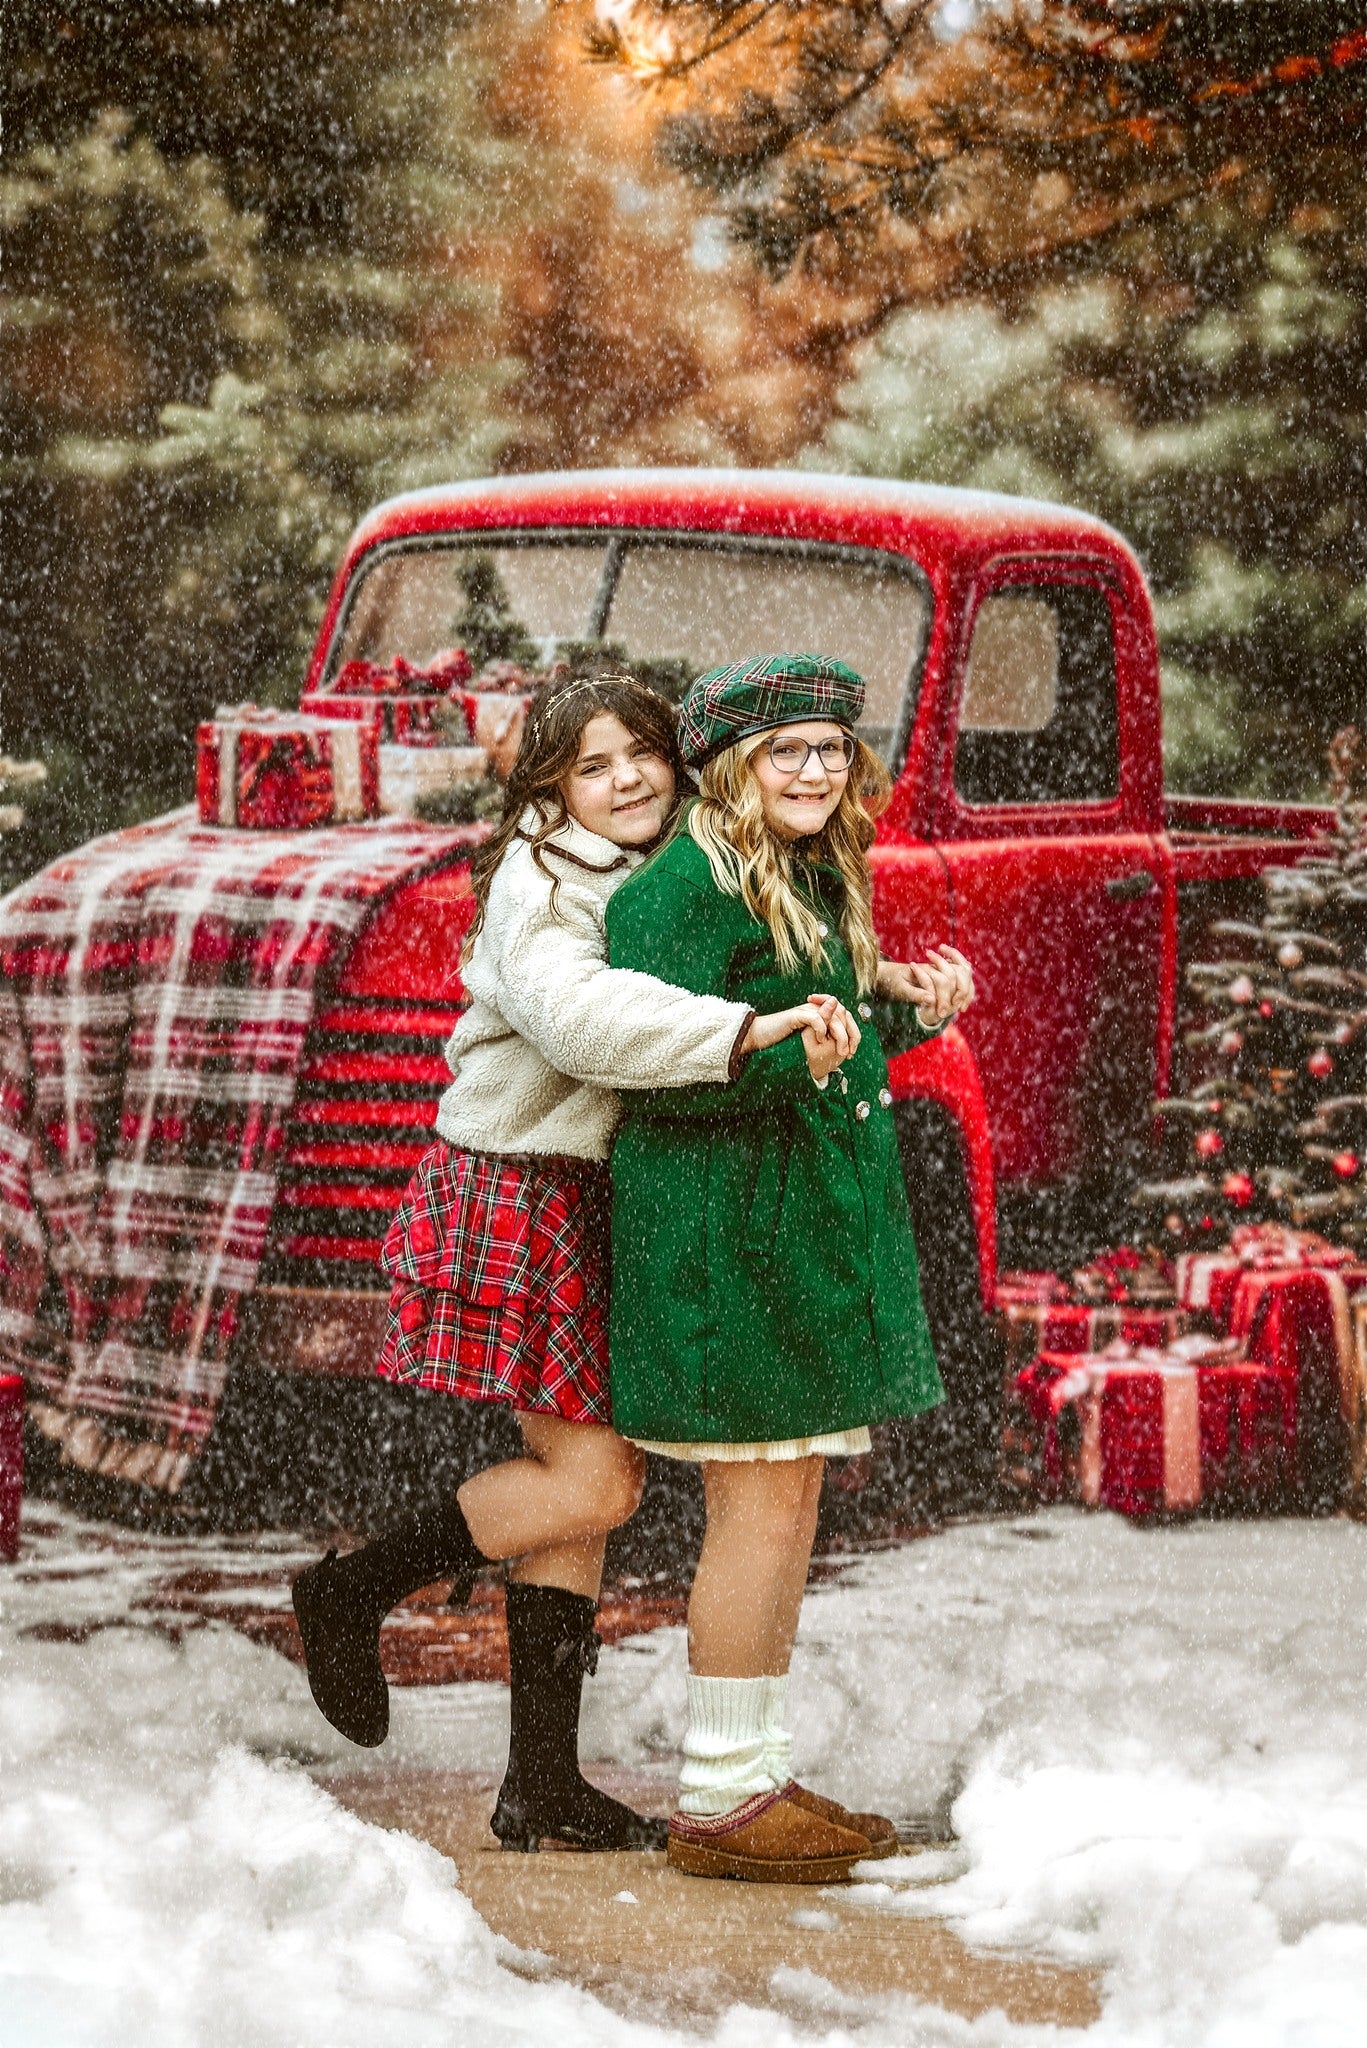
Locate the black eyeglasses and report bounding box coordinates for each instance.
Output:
[766,733,856,776]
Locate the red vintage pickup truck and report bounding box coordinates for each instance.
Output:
[232,467,1330,1489]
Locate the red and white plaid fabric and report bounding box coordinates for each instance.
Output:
[376,1144,611,1425]
[0,807,476,1492]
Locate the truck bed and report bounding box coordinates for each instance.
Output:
[1166,794,1335,886]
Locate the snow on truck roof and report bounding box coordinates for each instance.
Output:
[344,467,1131,570]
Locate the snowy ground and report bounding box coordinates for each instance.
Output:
[2,1505,1366,2046]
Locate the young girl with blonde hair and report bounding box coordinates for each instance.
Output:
[605,654,974,1883]
[293,665,856,1853]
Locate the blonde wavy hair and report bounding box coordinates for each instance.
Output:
[689,728,891,995]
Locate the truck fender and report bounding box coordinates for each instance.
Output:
[887,1022,997,1312]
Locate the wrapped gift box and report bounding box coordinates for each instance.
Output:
[463,689,529,764]
[996,1264,1188,1374]
[331,650,472,694]
[999,1256,1175,1312]
[1230,1265,1367,1505]
[1005,1336,1288,1516]
[374,743,488,817]
[996,1271,1069,1310]
[303,690,449,747]
[304,648,531,756]
[471,658,539,694]
[999,1300,1192,1375]
[305,652,463,750]
[304,665,531,810]
[304,695,488,809]
[1071,1246,1176,1306]
[0,1372,22,1562]
[1075,1351,1206,1516]
[1197,1359,1298,1509]
[1176,1224,1363,1326]
[197,706,379,829]
[303,685,529,756]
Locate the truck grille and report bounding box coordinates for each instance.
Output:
[259,998,461,1289]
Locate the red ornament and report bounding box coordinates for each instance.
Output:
[1308,1049,1335,1080]
[1333,1151,1361,1182]
[1259,1001,1275,1019]
[1222,1171,1256,1207]
[1220,1030,1244,1056]
[1228,974,1256,1006]
[1194,1129,1225,1159]
[1199,1213,1216,1232]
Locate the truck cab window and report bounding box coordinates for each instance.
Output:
[954,583,1119,807]
[327,534,932,769]
[334,543,610,670]
[603,542,929,765]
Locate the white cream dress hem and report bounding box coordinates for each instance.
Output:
[629,1426,872,1464]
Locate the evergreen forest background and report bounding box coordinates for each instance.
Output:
[5,0,1367,892]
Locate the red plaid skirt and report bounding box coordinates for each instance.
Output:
[376,1145,612,1425]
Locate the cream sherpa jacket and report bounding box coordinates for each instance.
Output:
[434,811,751,1164]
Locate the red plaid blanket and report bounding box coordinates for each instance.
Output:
[0,807,474,1492]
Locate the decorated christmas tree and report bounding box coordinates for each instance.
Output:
[1134,728,1367,1248]
[448,558,545,681]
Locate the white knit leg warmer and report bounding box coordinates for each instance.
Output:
[760,1672,793,1787]
[678,1674,781,1817]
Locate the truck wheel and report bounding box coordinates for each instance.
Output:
[888,1102,1005,1516]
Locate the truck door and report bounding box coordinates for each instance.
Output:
[934,562,1167,1193]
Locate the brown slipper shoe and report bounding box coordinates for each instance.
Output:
[667,1782,868,1884]
[784,1783,901,1859]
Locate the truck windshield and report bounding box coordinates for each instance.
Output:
[327,533,931,766]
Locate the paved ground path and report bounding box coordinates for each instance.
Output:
[321,1764,1100,2031]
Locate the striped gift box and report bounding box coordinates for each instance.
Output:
[197,706,380,828]
[1005,1334,1292,1515]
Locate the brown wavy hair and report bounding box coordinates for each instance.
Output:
[463,662,683,958]
[689,729,891,995]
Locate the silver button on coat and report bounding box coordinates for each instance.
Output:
[858,1002,872,1020]
[855,1100,871,1121]
[879,1088,893,1108]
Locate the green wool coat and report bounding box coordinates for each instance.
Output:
[604,827,946,1445]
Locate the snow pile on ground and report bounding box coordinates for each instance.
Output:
[0,1513,1024,2048]
[586,1511,1367,2047]
[3,1505,1366,2045]
[0,1525,656,2048]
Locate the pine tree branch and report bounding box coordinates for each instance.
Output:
[585,1,787,84]
[759,169,1208,356]
[594,0,1367,283]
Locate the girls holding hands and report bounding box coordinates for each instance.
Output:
[293,652,974,1879]
[293,667,860,1853]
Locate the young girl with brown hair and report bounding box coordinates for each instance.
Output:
[605,654,974,1883]
[292,665,857,1853]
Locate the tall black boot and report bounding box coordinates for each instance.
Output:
[490,1582,668,1852]
[291,1500,487,1748]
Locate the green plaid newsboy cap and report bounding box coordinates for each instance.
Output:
[677,654,866,769]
